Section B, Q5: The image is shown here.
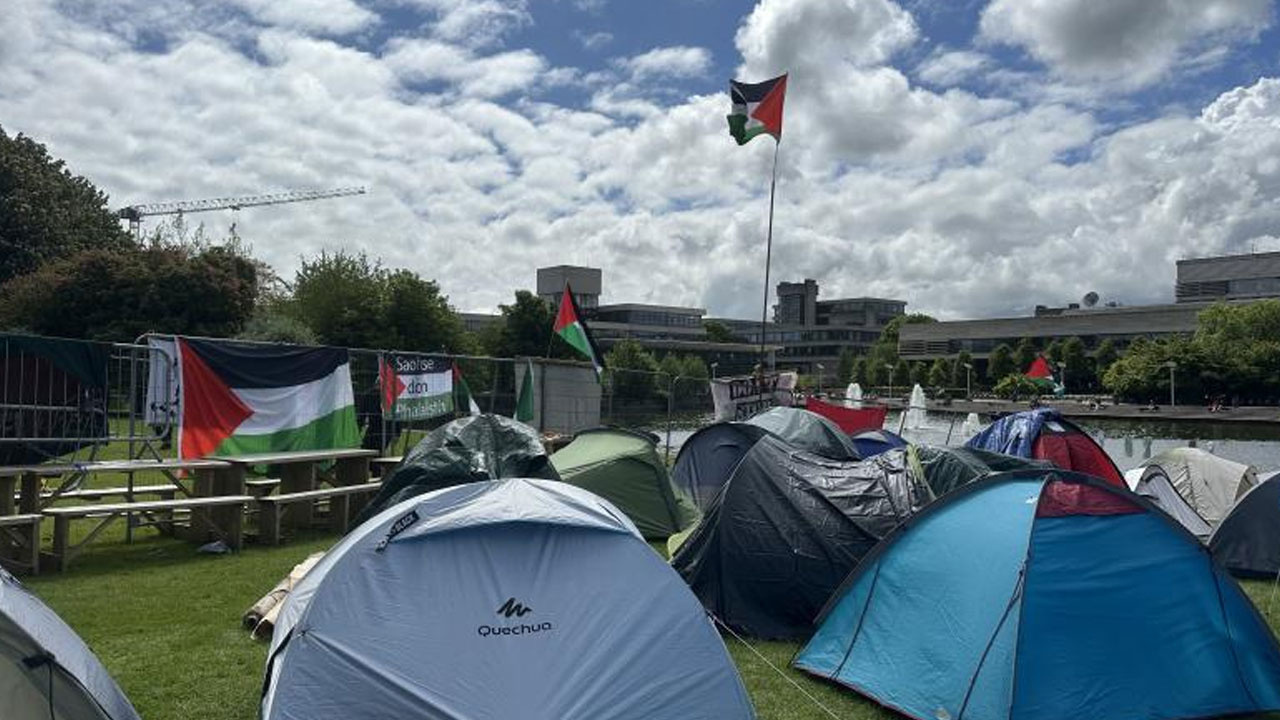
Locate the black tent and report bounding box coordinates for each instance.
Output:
[912,444,1050,498]
[745,407,859,460]
[354,414,559,525]
[1210,472,1280,577]
[670,422,773,511]
[671,436,931,639]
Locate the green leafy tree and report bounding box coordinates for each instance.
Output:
[1045,339,1064,365]
[1013,337,1038,374]
[291,251,391,348]
[988,344,1015,382]
[703,320,740,344]
[1059,336,1088,391]
[836,348,856,385]
[909,361,928,387]
[679,355,709,380]
[850,356,867,387]
[928,358,949,387]
[1093,339,1119,387]
[876,313,937,347]
[382,270,467,352]
[950,351,973,390]
[0,232,257,341]
[485,290,562,359]
[237,309,318,345]
[993,374,1041,399]
[606,339,658,398]
[893,359,911,392]
[0,126,131,283]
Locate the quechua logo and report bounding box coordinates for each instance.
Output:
[497,597,533,618]
[478,596,552,638]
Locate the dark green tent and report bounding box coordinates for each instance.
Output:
[910,444,1050,497]
[551,428,696,540]
[354,414,559,526]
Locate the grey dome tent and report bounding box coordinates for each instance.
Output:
[1210,472,1280,576]
[670,422,773,511]
[262,479,755,720]
[671,438,931,639]
[745,407,859,460]
[550,428,695,539]
[0,567,140,720]
[1124,465,1213,539]
[355,414,558,525]
[911,445,1050,498]
[1139,447,1257,526]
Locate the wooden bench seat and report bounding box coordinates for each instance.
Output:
[257,483,382,545]
[245,479,281,497]
[38,484,179,502]
[0,514,42,574]
[44,495,253,571]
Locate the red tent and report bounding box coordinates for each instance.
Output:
[804,397,887,435]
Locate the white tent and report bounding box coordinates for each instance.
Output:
[1139,447,1257,526]
[1123,465,1213,539]
[262,478,755,719]
[0,568,140,720]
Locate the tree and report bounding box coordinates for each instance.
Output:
[1044,339,1064,365]
[876,313,937,347]
[988,344,1015,382]
[0,236,257,342]
[1059,336,1088,391]
[1093,339,1119,387]
[703,320,740,344]
[909,361,928,387]
[606,339,657,398]
[1013,337,1038,374]
[850,357,867,387]
[483,290,564,360]
[928,358,949,388]
[950,350,973,390]
[238,309,318,345]
[893,359,911,392]
[836,348,856,385]
[291,251,392,349]
[0,126,131,284]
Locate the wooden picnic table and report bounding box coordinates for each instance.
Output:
[214,448,377,529]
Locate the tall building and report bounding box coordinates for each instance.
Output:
[775,279,818,325]
[536,266,601,310]
[1176,250,1280,303]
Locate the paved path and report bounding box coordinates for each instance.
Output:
[881,398,1280,425]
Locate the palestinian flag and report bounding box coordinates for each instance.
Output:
[554,284,606,378]
[1025,356,1060,394]
[177,338,359,459]
[453,362,481,415]
[728,74,787,146]
[379,354,454,421]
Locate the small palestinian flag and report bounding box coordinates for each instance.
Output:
[453,362,481,415]
[554,284,606,378]
[728,73,787,146]
[1025,356,1060,394]
[177,338,359,459]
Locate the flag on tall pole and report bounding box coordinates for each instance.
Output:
[727,72,788,371]
[553,283,606,379]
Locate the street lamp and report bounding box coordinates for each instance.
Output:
[1060,362,1067,395]
[884,363,896,399]
[710,362,719,380]
[963,362,973,399]
[816,363,825,396]
[1164,361,1177,408]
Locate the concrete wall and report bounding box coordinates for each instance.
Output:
[516,358,601,434]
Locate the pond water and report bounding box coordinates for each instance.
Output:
[654,410,1280,473]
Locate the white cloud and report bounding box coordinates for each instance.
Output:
[573,30,612,51]
[980,0,1272,90]
[229,0,378,35]
[396,0,531,47]
[617,46,712,80]
[383,39,552,98]
[916,49,991,86]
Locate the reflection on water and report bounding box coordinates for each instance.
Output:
[657,410,1280,473]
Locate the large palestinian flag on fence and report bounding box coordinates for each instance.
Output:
[728,74,787,145]
[177,338,359,459]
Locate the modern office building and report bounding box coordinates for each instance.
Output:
[536,266,601,311]
[1176,250,1280,303]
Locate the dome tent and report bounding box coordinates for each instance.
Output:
[550,428,695,539]
[670,422,774,511]
[0,567,140,720]
[1210,471,1280,576]
[965,408,1123,485]
[911,444,1050,498]
[796,469,1280,720]
[1140,447,1257,526]
[1123,464,1213,539]
[745,406,859,460]
[671,438,931,640]
[262,479,755,720]
[355,414,558,525]
[849,428,908,459]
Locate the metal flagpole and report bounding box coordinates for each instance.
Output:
[758,140,780,375]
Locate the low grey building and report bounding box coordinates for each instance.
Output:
[1176,250,1280,303]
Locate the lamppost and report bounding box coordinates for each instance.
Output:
[1164,360,1177,408]
[884,363,896,399]
[963,362,973,399]
[710,362,719,380]
[815,363,825,396]
[1060,362,1067,395]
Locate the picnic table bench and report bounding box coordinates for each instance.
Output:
[44,495,253,571]
[0,514,41,574]
[215,449,377,530]
[257,482,382,545]
[371,456,402,476]
[0,458,229,516]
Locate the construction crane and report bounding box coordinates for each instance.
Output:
[116,186,367,237]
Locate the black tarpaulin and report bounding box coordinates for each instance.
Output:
[1210,472,1280,576]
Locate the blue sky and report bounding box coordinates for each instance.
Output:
[3,0,1280,320]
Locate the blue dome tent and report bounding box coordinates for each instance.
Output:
[795,469,1280,720]
[849,429,908,458]
[670,422,773,511]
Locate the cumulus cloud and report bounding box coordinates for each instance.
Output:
[1,0,1279,324]
[229,0,378,35]
[916,49,992,86]
[980,0,1272,89]
[617,46,713,80]
[573,30,612,51]
[396,0,531,47]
